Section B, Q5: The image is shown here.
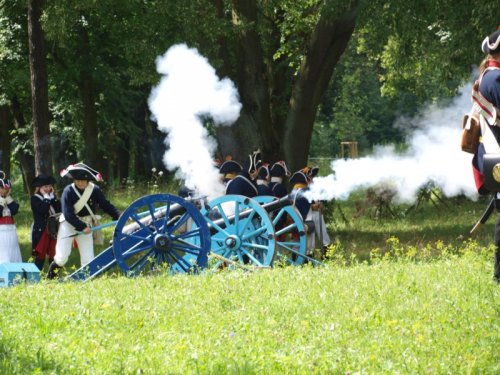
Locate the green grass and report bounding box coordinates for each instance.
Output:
[327,193,496,260]
[1,187,499,373]
[0,252,498,374]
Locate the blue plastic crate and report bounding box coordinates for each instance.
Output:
[0,263,41,287]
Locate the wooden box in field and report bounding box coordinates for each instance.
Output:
[0,263,40,287]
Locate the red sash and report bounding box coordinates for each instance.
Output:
[0,217,14,225]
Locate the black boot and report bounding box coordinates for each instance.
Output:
[34,258,45,271]
[47,261,62,279]
[494,251,500,283]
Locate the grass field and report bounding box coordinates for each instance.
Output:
[0,186,499,374]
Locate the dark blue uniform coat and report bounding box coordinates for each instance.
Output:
[226,171,258,198]
[60,183,120,232]
[31,194,61,247]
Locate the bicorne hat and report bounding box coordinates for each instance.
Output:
[304,166,319,180]
[270,161,291,177]
[60,163,103,181]
[31,174,57,188]
[219,160,243,174]
[482,27,500,55]
[0,171,11,189]
[289,170,309,185]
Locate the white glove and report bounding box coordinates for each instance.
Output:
[4,195,13,204]
[43,193,51,199]
[49,192,55,199]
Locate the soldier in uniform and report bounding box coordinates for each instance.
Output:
[289,169,315,255]
[303,166,331,252]
[269,161,291,198]
[47,163,120,279]
[225,150,262,198]
[475,27,500,282]
[256,164,273,196]
[30,175,61,270]
[219,159,243,186]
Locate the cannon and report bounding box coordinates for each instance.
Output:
[67,193,321,281]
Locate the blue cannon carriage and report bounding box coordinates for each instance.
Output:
[68,193,320,281]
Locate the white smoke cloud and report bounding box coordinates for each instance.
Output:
[305,83,478,203]
[148,44,241,199]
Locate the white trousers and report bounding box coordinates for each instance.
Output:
[54,220,94,267]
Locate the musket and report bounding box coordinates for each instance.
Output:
[470,197,495,234]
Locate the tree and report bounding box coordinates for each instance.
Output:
[3,0,499,185]
[207,1,360,171]
[28,0,52,176]
[0,0,36,191]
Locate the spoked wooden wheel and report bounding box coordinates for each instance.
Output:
[201,195,276,271]
[112,194,210,276]
[253,196,307,266]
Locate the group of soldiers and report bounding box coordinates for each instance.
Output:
[0,164,120,279]
[215,150,332,253]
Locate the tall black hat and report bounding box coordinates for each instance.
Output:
[270,161,291,178]
[0,171,11,189]
[60,163,103,181]
[219,160,243,174]
[482,27,500,54]
[31,174,56,188]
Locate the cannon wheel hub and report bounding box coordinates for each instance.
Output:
[154,234,171,252]
[224,235,240,249]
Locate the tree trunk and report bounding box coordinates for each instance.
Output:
[214,0,280,163]
[78,25,102,172]
[0,105,13,176]
[284,1,359,172]
[28,0,53,176]
[10,97,36,195]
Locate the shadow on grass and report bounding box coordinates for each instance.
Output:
[0,338,68,374]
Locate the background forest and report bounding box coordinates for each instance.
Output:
[0,0,498,193]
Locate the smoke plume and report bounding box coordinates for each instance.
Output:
[148,44,241,199]
[305,83,477,203]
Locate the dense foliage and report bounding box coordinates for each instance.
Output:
[0,0,498,190]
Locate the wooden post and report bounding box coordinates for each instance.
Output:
[340,141,358,158]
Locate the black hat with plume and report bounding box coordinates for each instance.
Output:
[60,163,103,181]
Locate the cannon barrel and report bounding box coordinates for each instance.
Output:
[206,195,292,232]
[124,195,293,235]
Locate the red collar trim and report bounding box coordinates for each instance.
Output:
[487,59,500,69]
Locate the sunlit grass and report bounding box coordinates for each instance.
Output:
[2,187,498,373]
[0,248,498,374]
